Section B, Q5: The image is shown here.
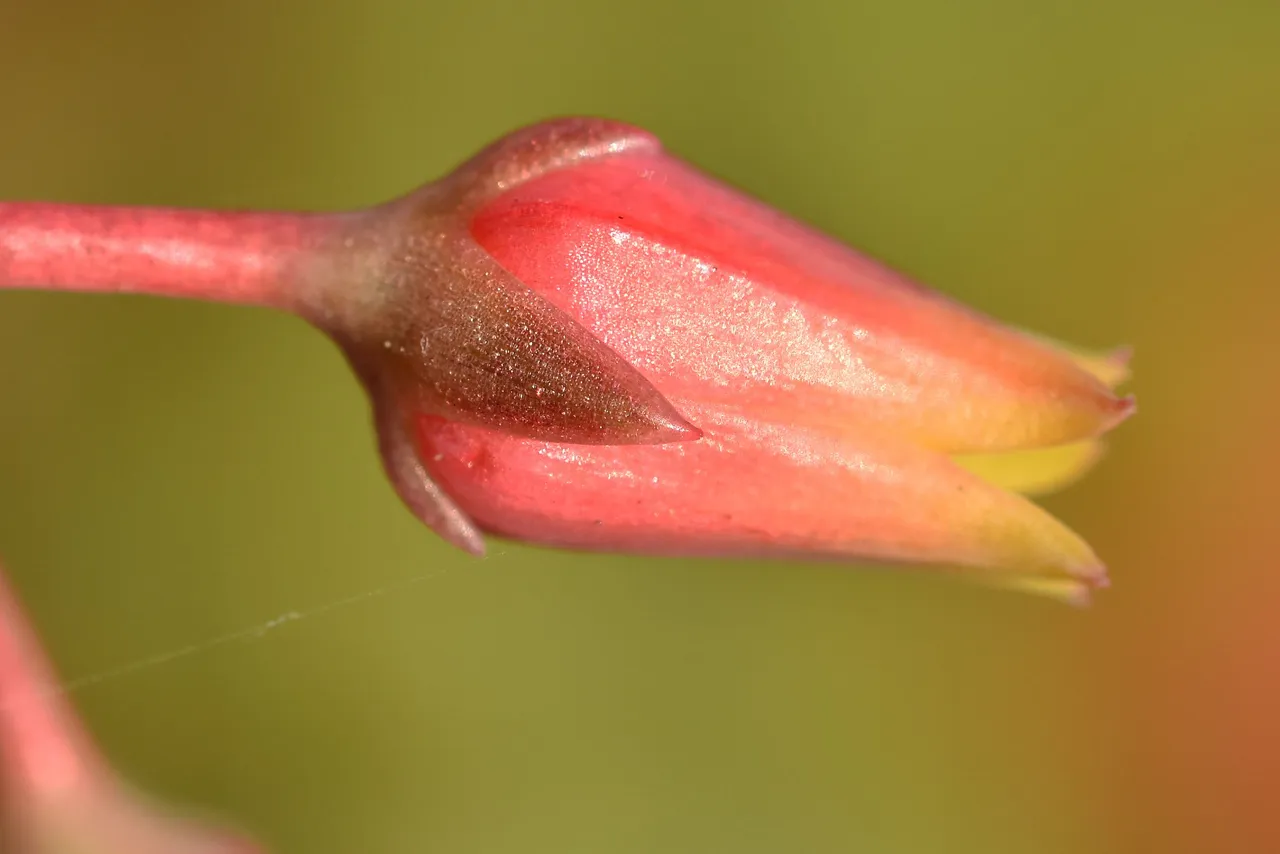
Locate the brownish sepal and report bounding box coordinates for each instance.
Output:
[311,119,700,551]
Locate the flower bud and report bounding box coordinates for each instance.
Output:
[325,118,1133,599]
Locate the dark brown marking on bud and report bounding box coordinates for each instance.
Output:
[315,118,698,447]
[306,119,700,547]
[341,219,698,445]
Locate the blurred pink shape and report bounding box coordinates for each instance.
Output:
[0,560,264,853]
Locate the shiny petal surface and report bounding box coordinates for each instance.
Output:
[472,152,1133,453]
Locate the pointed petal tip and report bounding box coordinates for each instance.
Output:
[980,567,1108,607]
[1076,562,1110,589]
[1106,344,1135,371]
[1084,345,1135,389]
[1035,335,1134,389]
[450,527,488,557]
[1060,340,1136,433]
[1104,393,1138,431]
[969,488,1109,591]
[1061,544,1109,585]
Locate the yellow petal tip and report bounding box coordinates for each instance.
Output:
[979,574,1106,607]
[1029,334,1134,389]
[1078,346,1134,389]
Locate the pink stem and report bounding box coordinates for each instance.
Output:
[0,561,99,800]
[0,202,341,312]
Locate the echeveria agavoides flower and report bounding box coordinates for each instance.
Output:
[0,563,263,853]
[0,117,1133,603]
[320,118,1133,603]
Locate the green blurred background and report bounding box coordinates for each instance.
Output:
[1,1,1276,852]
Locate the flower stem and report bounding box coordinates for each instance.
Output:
[0,202,342,313]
